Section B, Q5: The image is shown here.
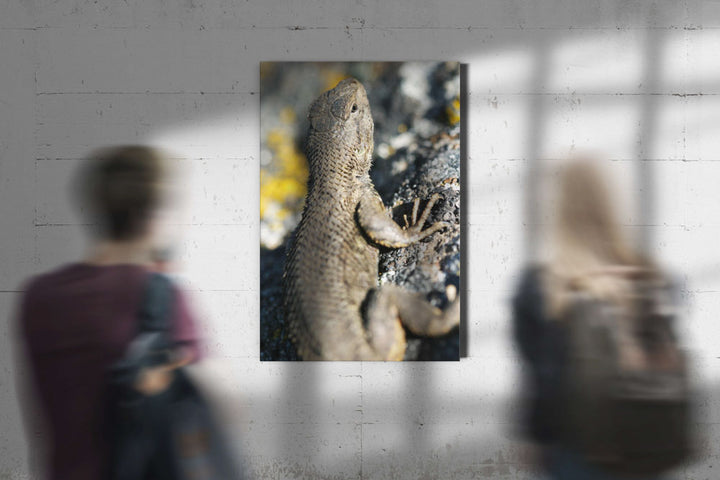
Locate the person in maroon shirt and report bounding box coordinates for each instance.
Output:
[15,146,202,480]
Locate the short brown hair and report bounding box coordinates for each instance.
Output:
[79,146,167,240]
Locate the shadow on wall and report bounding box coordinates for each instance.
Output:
[132,4,720,477]
[225,379,719,479]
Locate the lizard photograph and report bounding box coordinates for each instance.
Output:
[260,62,462,361]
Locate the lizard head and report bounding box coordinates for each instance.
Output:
[307,77,374,174]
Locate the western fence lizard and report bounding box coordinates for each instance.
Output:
[282,78,459,361]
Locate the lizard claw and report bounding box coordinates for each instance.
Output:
[411,198,420,225]
[409,193,444,233]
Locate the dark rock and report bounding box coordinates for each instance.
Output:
[377,126,461,361]
[260,245,298,361]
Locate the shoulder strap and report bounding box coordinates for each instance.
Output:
[109,273,176,381]
[136,272,175,335]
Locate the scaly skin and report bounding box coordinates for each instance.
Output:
[282,78,458,361]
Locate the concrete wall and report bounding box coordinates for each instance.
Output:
[1,1,719,478]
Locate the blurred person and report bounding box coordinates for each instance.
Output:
[14,146,202,480]
[512,158,690,480]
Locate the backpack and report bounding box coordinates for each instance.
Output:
[106,273,244,480]
[561,274,692,476]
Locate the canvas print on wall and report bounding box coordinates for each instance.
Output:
[260,62,462,361]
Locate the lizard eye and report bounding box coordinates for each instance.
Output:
[351,104,358,113]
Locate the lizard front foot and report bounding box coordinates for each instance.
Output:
[403,193,449,240]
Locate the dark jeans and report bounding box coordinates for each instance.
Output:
[110,387,181,480]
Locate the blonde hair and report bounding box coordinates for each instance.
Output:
[545,158,654,318]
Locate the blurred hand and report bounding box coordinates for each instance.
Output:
[135,365,174,395]
[134,351,190,395]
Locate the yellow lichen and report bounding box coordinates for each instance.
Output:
[260,127,309,221]
[279,106,296,125]
[261,177,306,218]
[322,70,351,91]
[446,96,461,126]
